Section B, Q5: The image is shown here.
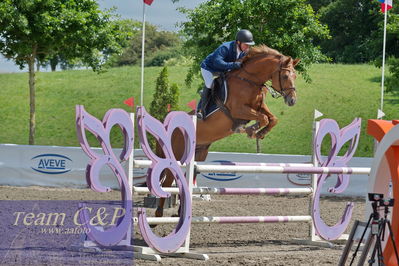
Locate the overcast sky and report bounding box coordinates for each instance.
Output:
[0,0,205,73]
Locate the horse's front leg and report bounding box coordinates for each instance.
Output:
[256,103,278,139]
[229,105,269,138]
[244,122,261,138]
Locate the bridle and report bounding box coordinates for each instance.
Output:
[271,63,296,98]
[229,55,296,98]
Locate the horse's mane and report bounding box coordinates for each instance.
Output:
[242,45,282,63]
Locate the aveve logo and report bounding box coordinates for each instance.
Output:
[31,154,72,174]
[200,160,242,181]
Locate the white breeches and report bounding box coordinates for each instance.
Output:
[201,68,214,88]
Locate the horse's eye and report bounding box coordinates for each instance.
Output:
[283,74,289,79]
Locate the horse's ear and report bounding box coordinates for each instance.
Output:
[293,58,301,67]
[284,56,292,66]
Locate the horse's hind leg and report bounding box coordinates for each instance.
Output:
[244,122,261,138]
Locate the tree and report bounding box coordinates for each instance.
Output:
[149,67,180,122]
[318,0,385,63]
[110,21,182,67]
[306,0,335,13]
[179,0,330,83]
[385,8,399,92]
[0,0,128,144]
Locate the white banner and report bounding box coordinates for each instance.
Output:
[0,144,144,188]
[0,144,371,196]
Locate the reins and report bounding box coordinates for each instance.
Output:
[227,55,295,98]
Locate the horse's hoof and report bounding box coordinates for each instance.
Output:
[256,132,266,139]
[256,133,265,139]
[235,127,245,133]
[246,131,256,139]
[245,128,255,138]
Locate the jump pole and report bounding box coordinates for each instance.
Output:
[194,164,370,175]
[133,161,370,175]
[133,187,313,195]
[133,215,313,225]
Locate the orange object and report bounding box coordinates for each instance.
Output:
[368,119,399,265]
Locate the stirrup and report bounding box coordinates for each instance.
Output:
[196,111,204,120]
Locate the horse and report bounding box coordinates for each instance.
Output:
[154,45,300,218]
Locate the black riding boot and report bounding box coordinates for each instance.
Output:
[197,86,211,120]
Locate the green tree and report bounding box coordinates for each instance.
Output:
[318,0,385,63]
[179,0,330,83]
[385,9,399,92]
[150,67,180,122]
[306,0,335,13]
[0,0,128,144]
[111,21,182,67]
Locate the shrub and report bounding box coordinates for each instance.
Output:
[386,57,399,92]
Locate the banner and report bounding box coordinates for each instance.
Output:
[0,144,371,196]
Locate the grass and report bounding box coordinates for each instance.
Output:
[0,63,398,157]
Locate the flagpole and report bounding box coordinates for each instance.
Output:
[140,1,146,107]
[380,2,388,113]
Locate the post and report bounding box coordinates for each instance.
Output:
[140,2,146,107]
[183,114,197,251]
[310,120,320,241]
[124,112,135,246]
[380,2,388,112]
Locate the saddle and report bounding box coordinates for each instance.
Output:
[197,74,228,119]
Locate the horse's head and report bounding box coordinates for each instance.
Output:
[270,56,300,107]
[239,45,300,107]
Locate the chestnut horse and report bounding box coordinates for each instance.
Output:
[155,45,300,217]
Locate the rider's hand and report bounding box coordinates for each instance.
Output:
[232,62,242,70]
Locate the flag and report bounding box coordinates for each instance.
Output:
[143,0,154,5]
[379,0,393,12]
[377,109,385,119]
[123,97,134,107]
[187,100,197,111]
[314,109,323,120]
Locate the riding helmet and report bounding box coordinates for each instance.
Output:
[236,29,255,45]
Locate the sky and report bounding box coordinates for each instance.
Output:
[0,0,206,73]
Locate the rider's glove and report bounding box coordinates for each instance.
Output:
[232,62,242,70]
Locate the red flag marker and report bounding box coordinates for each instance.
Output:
[187,99,197,111]
[123,97,134,108]
[143,0,154,5]
[379,0,392,12]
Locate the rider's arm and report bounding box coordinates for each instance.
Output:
[212,46,241,71]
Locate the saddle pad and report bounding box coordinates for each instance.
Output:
[197,79,228,119]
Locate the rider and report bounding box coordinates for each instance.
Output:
[197,29,255,120]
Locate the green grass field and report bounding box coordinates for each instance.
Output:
[1,64,398,157]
